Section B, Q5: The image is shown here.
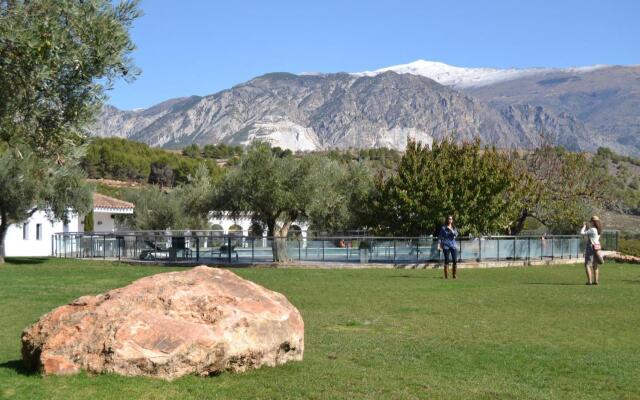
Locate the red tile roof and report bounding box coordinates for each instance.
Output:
[93,193,135,210]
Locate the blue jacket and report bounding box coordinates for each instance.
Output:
[438,226,458,249]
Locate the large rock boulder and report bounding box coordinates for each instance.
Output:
[21,266,304,380]
[602,250,640,264]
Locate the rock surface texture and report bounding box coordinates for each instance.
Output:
[21,266,304,380]
[602,251,640,264]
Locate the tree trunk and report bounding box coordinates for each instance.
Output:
[0,218,8,264]
[272,221,292,262]
[511,210,529,236]
[267,220,275,238]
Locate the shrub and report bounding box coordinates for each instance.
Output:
[619,238,640,257]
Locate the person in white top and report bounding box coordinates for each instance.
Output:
[580,215,603,285]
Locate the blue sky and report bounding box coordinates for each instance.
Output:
[108,0,640,110]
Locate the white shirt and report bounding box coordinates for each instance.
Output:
[580,226,600,245]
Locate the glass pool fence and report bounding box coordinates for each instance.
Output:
[51,231,619,264]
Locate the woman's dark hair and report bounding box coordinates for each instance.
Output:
[444,215,455,228]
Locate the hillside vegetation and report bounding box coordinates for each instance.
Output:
[81,138,224,186]
[82,138,639,242]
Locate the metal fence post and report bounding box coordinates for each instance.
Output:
[322,238,325,261]
[103,235,106,259]
[227,236,232,263]
[393,240,396,262]
[497,237,500,261]
[551,238,554,260]
[196,236,200,262]
[578,237,581,258]
[298,238,301,261]
[569,238,572,259]
[527,237,531,261]
[478,238,482,262]
[251,237,254,263]
[458,239,462,262]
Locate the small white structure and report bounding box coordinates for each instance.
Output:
[81,193,135,233]
[208,212,309,238]
[3,193,134,257]
[3,211,79,257]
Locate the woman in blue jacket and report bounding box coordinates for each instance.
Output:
[438,215,459,279]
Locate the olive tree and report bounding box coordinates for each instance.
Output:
[122,164,214,231]
[0,147,92,263]
[212,143,368,262]
[0,0,140,156]
[0,0,139,262]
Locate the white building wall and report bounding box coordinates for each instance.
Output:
[93,213,116,232]
[208,214,309,236]
[3,211,79,257]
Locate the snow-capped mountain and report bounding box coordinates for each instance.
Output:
[94,72,597,153]
[354,60,610,88]
[94,60,640,156]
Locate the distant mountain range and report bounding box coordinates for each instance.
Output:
[94,60,640,156]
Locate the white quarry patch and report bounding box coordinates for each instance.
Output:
[353,60,611,88]
[374,127,433,150]
[238,118,321,151]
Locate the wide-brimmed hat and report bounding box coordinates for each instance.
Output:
[590,215,600,222]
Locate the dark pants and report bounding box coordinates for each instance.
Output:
[443,247,457,266]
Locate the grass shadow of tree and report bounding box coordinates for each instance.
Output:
[6,257,48,265]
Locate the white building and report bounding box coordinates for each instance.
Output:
[3,193,134,257]
[4,192,320,257]
[208,212,309,238]
[82,193,135,233]
[3,210,79,257]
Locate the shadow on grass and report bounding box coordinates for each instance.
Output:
[387,274,441,279]
[622,279,640,284]
[5,257,48,265]
[0,360,36,376]
[523,282,586,286]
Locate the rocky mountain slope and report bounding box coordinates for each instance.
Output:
[353,60,639,155]
[94,71,597,152]
[466,65,640,156]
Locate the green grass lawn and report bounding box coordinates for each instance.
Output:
[1,259,639,400]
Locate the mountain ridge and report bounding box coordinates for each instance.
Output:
[94,61,640,155]
[94,71,598,152]
[352,60,617,88]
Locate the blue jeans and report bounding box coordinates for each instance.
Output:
[443,247,457,266]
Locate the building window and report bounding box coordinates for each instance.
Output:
[23,223,29,240]
[36,223,43,240]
